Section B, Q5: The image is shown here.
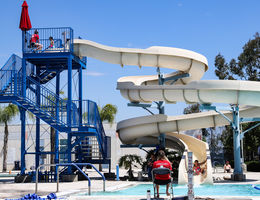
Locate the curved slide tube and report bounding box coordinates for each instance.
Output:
[73,39,260,184]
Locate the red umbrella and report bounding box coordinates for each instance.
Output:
[19,1,32,31]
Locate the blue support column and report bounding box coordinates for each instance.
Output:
[232,105,243,175]
[20,57,27,174]
[78,67,83,162]
[67,56,72,172]
[55,71,60,180]
[78,67,83,125]
[157,67,165,148]
[35,66,40,171]
[20,107,26,174]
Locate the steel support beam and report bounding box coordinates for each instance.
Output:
[36,66,41,170]
[232,105,243,175]
[200,104,244,179]
[20,55,27,175]
[67,56,72,173]
[20,107,26,174]
[55,71,60,165]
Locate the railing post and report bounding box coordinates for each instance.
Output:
[88,100,90,124]
[116,164,119,181]
[14,71,17,95]
[11,55,16,94]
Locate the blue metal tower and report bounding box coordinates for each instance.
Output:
[0,27,111,179]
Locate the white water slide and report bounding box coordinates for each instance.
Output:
[74,39,260,184]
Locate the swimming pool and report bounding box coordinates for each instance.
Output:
[88,184,260,196]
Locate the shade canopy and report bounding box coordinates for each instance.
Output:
[19,1,32,31]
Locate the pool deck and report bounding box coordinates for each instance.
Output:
[0,170,260,200]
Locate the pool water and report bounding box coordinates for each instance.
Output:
[90,184,260,196]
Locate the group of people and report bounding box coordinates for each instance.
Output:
[29,30,54,51]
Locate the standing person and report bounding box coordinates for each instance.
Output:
[152,150,172,198]
[147,153,156,180]
[30,30,42,51]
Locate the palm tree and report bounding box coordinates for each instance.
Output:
[98,104,117,126]
[119,154,143,180]
[0,104,19,172]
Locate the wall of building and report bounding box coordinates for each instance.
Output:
[0,123,146,172]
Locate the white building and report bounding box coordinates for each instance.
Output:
[0,123,146,172]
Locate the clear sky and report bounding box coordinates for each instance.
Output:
[0,0,259,122]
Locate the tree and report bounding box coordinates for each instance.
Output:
[183,103,223,160]
[119,154,142,180]
[215,33,260,162]
[0,104,19,172]
[215,32,260,81]
[183,103,200,114]
[98,104,117,126]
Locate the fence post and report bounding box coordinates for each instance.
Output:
[187,152,194,200]
[116,164,120,181]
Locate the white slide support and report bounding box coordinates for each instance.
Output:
[73,39,260,185]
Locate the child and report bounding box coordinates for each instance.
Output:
[49,36,54,48]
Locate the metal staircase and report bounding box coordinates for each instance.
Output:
[0,54,109,163]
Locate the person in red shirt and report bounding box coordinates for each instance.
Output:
[152,150,172,197]
[30,30,42,51]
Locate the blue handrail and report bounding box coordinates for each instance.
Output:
[72,100,106,155]
[36,163,105,195]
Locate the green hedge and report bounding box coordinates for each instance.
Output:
[245,161,260,172]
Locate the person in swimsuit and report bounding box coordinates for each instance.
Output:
[224,161,232,173]
[48,36,54,48]
[193,160,206,175]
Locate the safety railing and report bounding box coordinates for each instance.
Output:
[23,27,74,54]
[72,100,106,154]
[25,76,68,126]
[0,54,35,94]
[0,70,15,94]
[35,163,105,195]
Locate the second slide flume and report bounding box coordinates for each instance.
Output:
[74,39,260,184]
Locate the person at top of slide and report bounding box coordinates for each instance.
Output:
[30,30,42,51]
[152,150,172,197]
[48,36,54,48]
